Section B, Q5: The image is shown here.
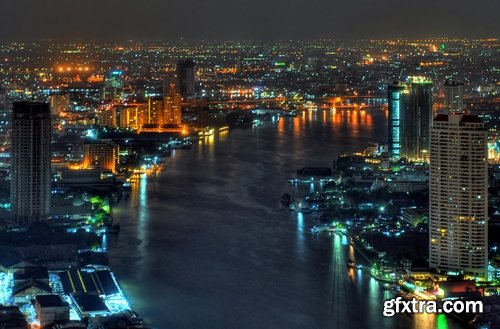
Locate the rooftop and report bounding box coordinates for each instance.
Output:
[35,294,67,308]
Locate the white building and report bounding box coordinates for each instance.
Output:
[429,113,488,277]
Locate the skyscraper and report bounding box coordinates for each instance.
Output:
[403,76,433,161]
[387,76,433,161]
[11,102,52,225]
[162,73,176,97]
[444,80,464,113]
[236,57,244,74]
[176,59,195,99]
[429,114,488,277]
[388,82,406,159]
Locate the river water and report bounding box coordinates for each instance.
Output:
[107,109,461,329]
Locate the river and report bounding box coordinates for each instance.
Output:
[107,109,461,329]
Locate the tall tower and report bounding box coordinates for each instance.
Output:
[429,114,488,277]
[402,76,433,161]
[388,82,406,159]
[11,102,52,225]
[387,77,433,161]
[236,57,244,74]
[444,80,464,113]
[176,59,195,99]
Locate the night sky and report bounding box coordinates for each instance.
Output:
[0,0,498,40]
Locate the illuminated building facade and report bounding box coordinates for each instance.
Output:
[83,140,119,173]
[148,97,164,124]
[97,107,117,127]
[388,82,406,159]
[164,86,182,126]
[49,93,70,115]
[444,80,464,113]
[176,59,195,98]
[117,105,147,129]
[403,76,433,161]
[102,70,124,101]
[11,102,52,225]
[429,114,488,277]
[489,138,500,164]
[388,77,433,161]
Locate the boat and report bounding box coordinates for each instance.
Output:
[298,205,314,213]
[297,167,333,176]
[310,224,331,234]
[198,127,215,137]
[168,140,192,149]
[167,140,184,149]
[281,193,292,206]
[382,283,398,290]
[346,259,356,269]
[280,110,299,117]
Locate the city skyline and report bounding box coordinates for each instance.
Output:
[0,0,499,41]
[0,6,498,326]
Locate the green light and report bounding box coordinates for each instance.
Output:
[436,314,448,329]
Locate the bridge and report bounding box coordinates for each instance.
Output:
[183,95,387,110]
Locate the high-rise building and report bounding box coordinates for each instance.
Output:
[388,82,406,159]
[83,140,119,174]
[429,113,488,277]
[444,80,464,113]
[162,73,176,97]
[148,97,164,125]
[236,57,244,74]
[387,77,433,161]
[102,70,124,101]
[403,76,433,161]
[164,85,182,126]
[176,59,195,98]
[116,104,147,129]
[11,102,52,225]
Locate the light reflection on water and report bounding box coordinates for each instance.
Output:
[107,109,463,329]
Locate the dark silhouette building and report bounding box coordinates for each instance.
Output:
[11,102,52,225]
[443,80,464,113]
[176,59,195,98]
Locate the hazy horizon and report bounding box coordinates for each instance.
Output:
[0,0,498,41]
